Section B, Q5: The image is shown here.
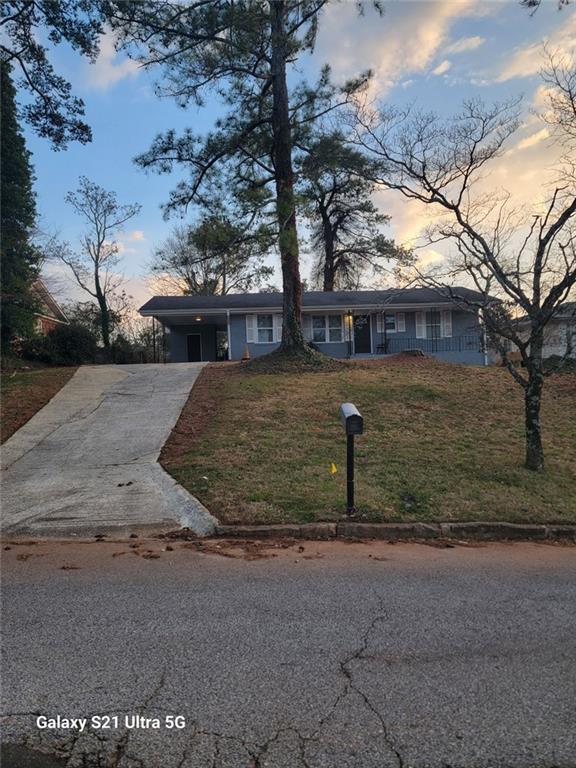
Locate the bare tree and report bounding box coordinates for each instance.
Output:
[151,218,273,296]
[354,56,576,472]
[58,177,141,349]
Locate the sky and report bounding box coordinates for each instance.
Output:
[19,0,576,308]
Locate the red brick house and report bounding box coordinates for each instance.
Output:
[31,280,69,335]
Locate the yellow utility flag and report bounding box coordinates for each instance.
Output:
[330,463,338,474]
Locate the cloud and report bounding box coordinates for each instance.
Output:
[515,127,550,151]
[86,30,140,89]
[121,230,145,242]
[445,35,485,55]
[316,0,494,97]
[498,10,576,82]
[432,60,452,76]
[418,249,446,268]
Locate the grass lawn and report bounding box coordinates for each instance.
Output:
[1,365,77,443]
[161,357,576,525]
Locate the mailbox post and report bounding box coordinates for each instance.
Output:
[339,403,364,515]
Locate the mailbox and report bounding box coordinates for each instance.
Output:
[340,403,364,436]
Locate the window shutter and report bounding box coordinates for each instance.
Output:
[397,312,406,332]
[376,313,384,333]
[302,314,313,341]
[273,314,283,342]
[441,310,452,338]
[246,314,255,343]
[415,311,426,339]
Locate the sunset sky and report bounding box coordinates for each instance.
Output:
[23,0,575,307]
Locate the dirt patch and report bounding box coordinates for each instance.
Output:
[1,366,77,443]
[160,364,240,465]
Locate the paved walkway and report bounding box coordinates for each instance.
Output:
[0,364,216,536]
[1,541,575,767]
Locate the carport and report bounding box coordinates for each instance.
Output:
[146,311,231,362]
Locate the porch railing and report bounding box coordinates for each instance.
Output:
[376,334,483,355]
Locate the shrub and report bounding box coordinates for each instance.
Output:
[110,334,138,364]
[22,324,97,365]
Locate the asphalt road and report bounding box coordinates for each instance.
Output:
[1,539,575,768]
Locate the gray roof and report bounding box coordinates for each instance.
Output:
[140,286,485,314]
[516,302,576,325]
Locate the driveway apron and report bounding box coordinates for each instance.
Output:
[0,364,216,536]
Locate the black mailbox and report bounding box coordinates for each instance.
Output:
[340,402,364,436]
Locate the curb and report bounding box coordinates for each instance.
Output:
[213,521,576,542]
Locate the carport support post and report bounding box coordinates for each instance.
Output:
[226,310,232,361]
[347,434,355,514]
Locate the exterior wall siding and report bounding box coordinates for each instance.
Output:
[168,308,485,365]
[167,324,218,363]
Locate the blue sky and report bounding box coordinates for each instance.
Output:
[22,0,574,306]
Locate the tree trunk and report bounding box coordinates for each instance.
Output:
[524,335,545,471]
[321,208,336,291]
[270,0,305,352]
[94,272,110,348]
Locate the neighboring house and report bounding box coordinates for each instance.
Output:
[31,279,69,335]
[139,287,488,365]
[516,302,576,360]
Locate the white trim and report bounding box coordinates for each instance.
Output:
[246,314,256,343]
[141,302,468,317]
[415,311,426,339]
[33,313,68,326]
[273,314,283,343]
[441,309,452,338]
[226,310,232,360]
[186,333,203,362]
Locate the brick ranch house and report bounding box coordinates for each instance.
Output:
[31,279,69,335]
[139,287,489,366]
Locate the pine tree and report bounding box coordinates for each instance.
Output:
[0,61,41,349]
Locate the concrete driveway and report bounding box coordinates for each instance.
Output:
[1,540,575,767]
[0,364,216,537]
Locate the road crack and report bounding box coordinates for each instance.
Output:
[336,596,405,768]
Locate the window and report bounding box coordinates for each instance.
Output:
[377,312,405,333]
[309,315,343,343]
[426,310,441,339]
[312,316,326,343]
[257,314,274,343]
[328,315,343,342]
[246,314,282,343]
[384,314,396,333]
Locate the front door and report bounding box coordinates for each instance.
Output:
[187,334,202,362]
[353,315,371,354]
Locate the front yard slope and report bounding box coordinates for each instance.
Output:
[1,366,77,443]
[161,358,576,525]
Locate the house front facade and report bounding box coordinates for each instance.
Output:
[139,287,488,365]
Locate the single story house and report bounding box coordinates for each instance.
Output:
[139,287,488,365]
[31,279,69,335]
[515,302,576,360]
